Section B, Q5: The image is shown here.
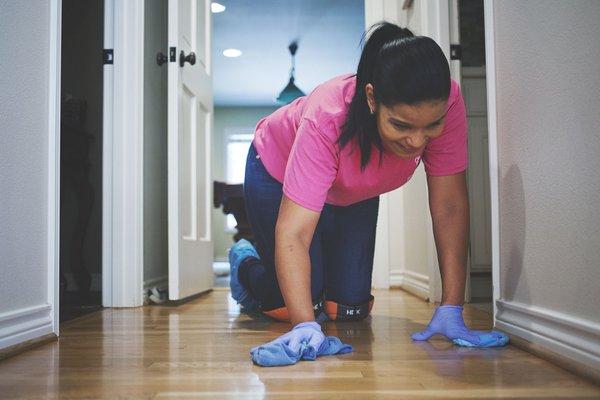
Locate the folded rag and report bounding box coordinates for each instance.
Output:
[251,336,353,367]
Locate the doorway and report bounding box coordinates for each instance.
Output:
[59,0,104,321]
[210,1,366,290]
[143,0,169,303]
[459,0,494,308]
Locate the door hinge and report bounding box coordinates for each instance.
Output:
[103,49,114,64]
[450,44,462,61]
[169,47,177,62]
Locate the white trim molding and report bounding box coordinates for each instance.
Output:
[0,305,54,350]
[390,269,430,301]
[102,0,145,307]
[102,0,115,308]
[484,0,501,321]
[48,0,62,336]
[496,300,600,371]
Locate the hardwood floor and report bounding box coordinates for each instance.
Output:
[0,288,598,399]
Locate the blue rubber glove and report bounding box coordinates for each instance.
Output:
[411,305,509,347]
[250,321,353,367]
[261,321,326,355]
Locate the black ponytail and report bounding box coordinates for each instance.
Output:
[339,22,451,169]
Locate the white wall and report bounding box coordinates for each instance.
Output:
[212,106,278,260]
[0,0,57,348]
[489,0,600,371]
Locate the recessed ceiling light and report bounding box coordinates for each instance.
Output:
[223,48,242,58]
[211,2,226,13]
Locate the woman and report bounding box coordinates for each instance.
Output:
[230,22,508,355]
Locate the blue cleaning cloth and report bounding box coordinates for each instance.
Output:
[411,305,509,348]
[251,336,353,367]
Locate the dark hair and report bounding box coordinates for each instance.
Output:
[339,22,451,169]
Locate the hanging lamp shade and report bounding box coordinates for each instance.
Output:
[277,41,305,104]
[276,76,305,104]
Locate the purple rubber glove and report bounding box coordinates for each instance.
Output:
[268,321,326,354]
[411,305,509,347]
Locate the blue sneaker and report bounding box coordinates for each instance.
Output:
[229,239,260,310]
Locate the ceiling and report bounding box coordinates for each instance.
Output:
[212,0,365,107]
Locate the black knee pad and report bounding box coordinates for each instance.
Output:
[324,295,374,321]
[262,296,325,322]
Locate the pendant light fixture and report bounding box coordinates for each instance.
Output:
[276,41,305,104]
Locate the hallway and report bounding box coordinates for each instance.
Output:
[0,289,597,399]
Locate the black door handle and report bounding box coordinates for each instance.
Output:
[179,50,196,67]
[156,52,168,66]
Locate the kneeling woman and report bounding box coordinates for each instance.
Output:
[230,23,508,357]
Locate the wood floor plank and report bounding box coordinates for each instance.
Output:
[0,288,597,399]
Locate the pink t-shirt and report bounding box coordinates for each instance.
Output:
[253,73,468,212]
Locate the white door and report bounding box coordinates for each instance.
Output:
[167,0,214,300]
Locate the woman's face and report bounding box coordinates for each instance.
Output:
[366,84,447,159]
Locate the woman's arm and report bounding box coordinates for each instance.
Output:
[275,194,321,326]
[413,171,508,347]
[426,171,469,305]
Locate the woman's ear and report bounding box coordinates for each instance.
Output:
[365,83,376,114]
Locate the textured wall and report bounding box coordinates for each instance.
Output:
[0,1,51,313]
[495,0,600,320]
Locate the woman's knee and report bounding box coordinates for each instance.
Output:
[324,294,374,321]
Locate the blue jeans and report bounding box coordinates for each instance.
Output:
[243,142,379,311]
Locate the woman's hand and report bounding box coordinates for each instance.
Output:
[411,305,509,347]
[250,321,353,367]
[269,321,326,354]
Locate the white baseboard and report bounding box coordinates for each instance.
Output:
[390,269,430,301]
[0,304,54,350]
[496,299,600,371]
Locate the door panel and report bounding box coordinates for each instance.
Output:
[168,0,213,300]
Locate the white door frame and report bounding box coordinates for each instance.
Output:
[48,0,147,319]
[483,0,501,319]
[48,0,62,335]
[102,0,145,307]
